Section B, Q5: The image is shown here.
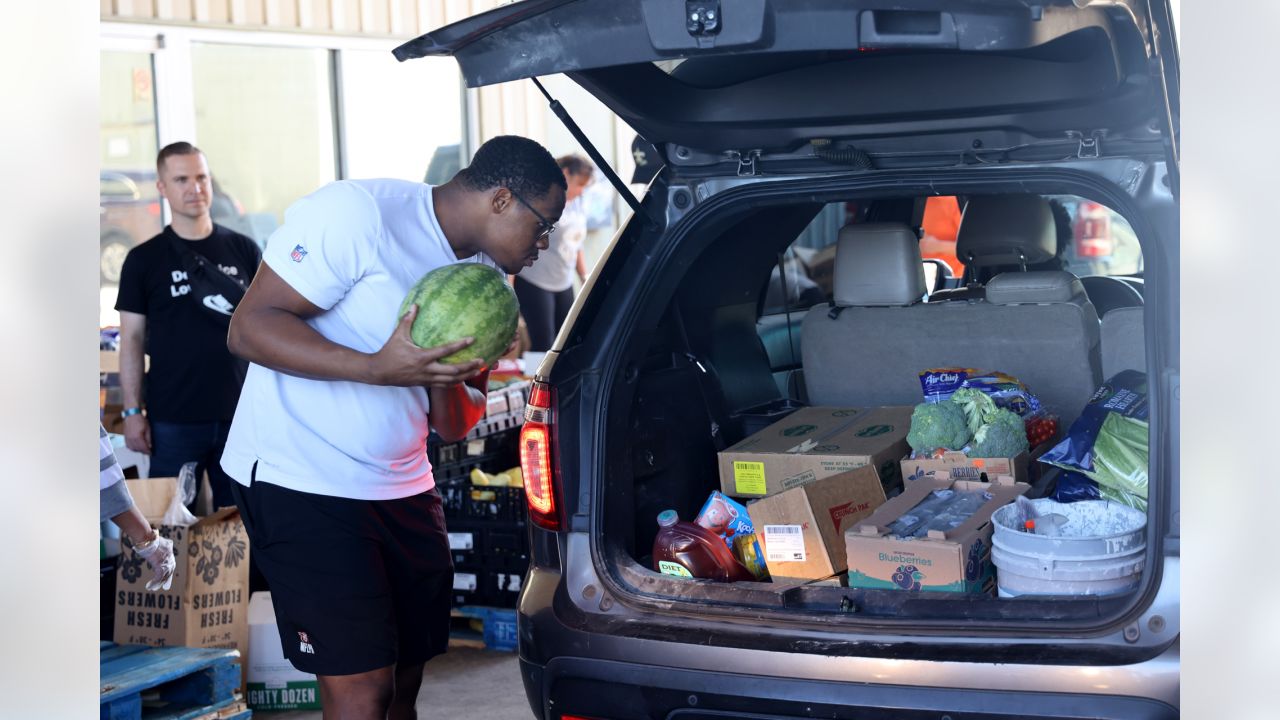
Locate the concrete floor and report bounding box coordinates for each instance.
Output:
[263,646,536,719]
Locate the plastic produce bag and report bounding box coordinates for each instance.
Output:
[1040,371,1149,510]
[919,368,1044,417]
[1090,413,1149,510]
[161,461,200,527]
[888,488,993,539]
[1051,471,1102,503]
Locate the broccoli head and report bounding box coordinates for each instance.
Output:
[970,407,1030,458]
[907,402,971,453]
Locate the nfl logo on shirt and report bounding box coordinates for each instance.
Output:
[290,244,308,262]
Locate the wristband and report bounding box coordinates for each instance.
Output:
[133,528,158,550]
[121,407,143,418]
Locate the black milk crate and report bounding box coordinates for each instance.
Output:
[451,564,525,610]
[432,451,515,488]
[427,436,465,467]
[446,517,530,563]
[465,409,524,441]
[446,521,485,567]
[460,485,527,523]
[429,427,521,468]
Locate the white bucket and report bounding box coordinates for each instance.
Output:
[991,498,1147,598]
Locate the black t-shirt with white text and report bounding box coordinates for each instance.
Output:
[115,224,261,422]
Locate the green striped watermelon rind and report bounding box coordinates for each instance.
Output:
[398,262,519,366]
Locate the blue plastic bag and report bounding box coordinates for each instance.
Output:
[1039,370,1148,474]
[1051,471,1101,503]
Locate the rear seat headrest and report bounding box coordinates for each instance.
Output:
[956,195,1057,267]
[985,271,1083,305]
[834,222,926,307]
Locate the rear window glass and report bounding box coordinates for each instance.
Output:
[761,194,1141,317]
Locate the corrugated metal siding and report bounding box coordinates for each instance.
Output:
[103,0,499,37]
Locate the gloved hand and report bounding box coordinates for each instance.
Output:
[133,531,176,591]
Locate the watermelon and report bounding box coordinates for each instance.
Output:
[398,263,519,365]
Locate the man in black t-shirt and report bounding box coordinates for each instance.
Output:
[114,142,261,510]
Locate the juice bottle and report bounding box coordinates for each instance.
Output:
[652,509,753,582]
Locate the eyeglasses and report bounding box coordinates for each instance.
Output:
[508,188,556,241]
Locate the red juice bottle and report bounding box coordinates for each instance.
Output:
[652,509,753,582]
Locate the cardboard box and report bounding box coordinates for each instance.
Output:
[718,406,913,498]
[114,477,250,687]
[247,592,321,711]
[901,450,1030,485]
[845,475,1029,594]
[747,465,886,582]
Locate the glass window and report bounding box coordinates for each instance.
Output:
[760,193,1143,319]
[192,43,338,249]
[340,50,463,183]
[100,50,161,327]
[1049,196,1144,277]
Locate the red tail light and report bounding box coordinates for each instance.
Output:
[520,381,561,531]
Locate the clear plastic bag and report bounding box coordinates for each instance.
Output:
[160,461,200,527]
[889,489,993,539]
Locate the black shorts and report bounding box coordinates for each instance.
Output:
[230,466,454,676]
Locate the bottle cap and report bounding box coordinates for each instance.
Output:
[657,509,678,527]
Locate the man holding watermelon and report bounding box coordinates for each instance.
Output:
[219,135,564,719]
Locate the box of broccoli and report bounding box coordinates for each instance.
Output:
[898,386,1045,485]
[901,450,1030,485]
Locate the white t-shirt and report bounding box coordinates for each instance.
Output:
[220,179,498,500]
[517,196,586,292]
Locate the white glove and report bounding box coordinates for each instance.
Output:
[133,533,176,591]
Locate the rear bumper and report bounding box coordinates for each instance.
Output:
[520,655,1178,720]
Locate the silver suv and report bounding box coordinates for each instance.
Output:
[399,1,1179,717]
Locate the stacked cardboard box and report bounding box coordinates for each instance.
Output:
[845,475,1030,594]
[112,477,250,688]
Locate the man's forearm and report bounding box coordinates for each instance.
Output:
[228,306,375,383]
[428,372,488,441]
[119,335,146,409]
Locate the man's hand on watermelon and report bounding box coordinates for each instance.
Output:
[227,264,489,388]
[370,304,488,388]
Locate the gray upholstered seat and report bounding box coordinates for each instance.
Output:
[929,194,1059,302]
[1100,306,1146,378]
[802,222,1103,424]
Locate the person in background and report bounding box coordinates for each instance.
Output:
[512,154,592,351]
[220,135,564,719]
[100,424,175,591]
[115,142,262,512]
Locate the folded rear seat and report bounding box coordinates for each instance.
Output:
[803,223,1103,424]
[1100,306,1146,378]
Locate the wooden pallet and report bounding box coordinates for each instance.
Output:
[100,642,250,720]
[449,606,518,652]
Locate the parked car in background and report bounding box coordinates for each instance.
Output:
[99,170,161,284]
[402,1,1179,718]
